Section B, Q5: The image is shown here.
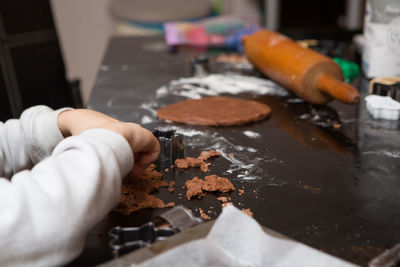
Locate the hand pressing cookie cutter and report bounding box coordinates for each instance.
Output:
[108,206,202,257]
[153,129,184,172]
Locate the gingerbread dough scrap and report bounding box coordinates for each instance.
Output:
[114,164,174,215]
[175,150,221,173]
[200,162,211,172]
[217,196,228,203]
[185,177,205,199]
[157,96,271,126]
[175,157,203,169]
[202,175,235,193]
[198,150,221,161]
[185,175,235,200]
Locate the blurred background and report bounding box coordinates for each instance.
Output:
[52,0,365,104]
[0,0,369,119]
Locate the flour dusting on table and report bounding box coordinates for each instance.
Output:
[243,130,261,139]
[141,115,154,125]
[363,150,400,158]
[156,73,289,99]
[137,75,286,184]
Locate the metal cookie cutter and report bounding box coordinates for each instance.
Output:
[369,77,400,102]
[155,204,202,232]
[189,55,210,78]
[108,206,202,257]
[108,222,174,258]
[153,129,184,172]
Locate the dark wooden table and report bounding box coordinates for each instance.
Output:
[68,35,400,266]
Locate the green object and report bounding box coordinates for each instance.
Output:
[213,0,224,15]
[205,22,243,35]
[333,57,360,83]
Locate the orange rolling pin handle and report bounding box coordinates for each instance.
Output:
[316,74,360,104]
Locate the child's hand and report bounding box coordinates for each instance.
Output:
[58,109,160,175]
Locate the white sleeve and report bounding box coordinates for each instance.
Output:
[0,129,134,267]
[0,105,71,179]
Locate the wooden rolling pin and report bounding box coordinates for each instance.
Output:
[243,30,360,105]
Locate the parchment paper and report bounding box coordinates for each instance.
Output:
[132,206,357,267]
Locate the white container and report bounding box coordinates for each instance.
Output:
[365,95,400,120]
[362,0,400,78]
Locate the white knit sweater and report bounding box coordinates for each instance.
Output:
[0,106,134,266]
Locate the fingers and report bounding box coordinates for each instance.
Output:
[58,109,120,136]
[131,150,160,177]
[123,123,159,155]
[127,124,160,176]
[131,162,147,177]
[58,109,161,175]
[115,123,159,176]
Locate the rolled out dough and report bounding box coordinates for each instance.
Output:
[157,96,271,126]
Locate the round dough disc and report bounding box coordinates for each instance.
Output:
[157,96,271,126]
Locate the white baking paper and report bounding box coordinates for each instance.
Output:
[132,206,357,267]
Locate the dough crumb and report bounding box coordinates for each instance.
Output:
[175,157,202,169]
[333,123,341,129]
[202,175,235,193]
[114,164,173,215]
[242,208,253,217]
[185,177,205,200]
[217,196,228,203]
[199,208,211,220]
[198,150,221,161]
[185,175,235,200]
[222,202,233,208]
[175,150,221,173]
[200,162,211,172]
[168,181,175,193]
[164,168,169,173]
[239,189,245,196]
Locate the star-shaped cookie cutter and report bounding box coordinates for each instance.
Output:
[108,205,202,257]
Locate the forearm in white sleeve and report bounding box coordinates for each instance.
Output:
[0,105,71,179]
[0,129,134,267]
